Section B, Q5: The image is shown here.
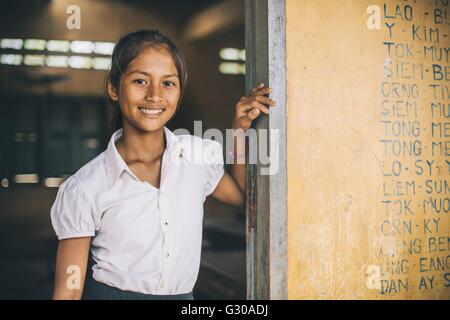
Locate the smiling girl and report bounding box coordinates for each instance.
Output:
[50,29,275,300]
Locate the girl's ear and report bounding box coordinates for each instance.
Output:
[107,81,119,101]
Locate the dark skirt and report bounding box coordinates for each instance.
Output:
[82,279,194,300]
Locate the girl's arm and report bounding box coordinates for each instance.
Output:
[211,172,245,207]
[211,83,276,207]
[52,237,91,300]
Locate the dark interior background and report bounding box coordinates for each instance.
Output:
[0,0,246,299]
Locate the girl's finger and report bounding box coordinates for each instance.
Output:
[255,95,276,106]
[247,108,261,121]
[252,86,273,97]
[250,83,265,94]
[238,100,269,115]
[236,99,255,114]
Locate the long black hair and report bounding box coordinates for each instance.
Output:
[105,29,188,132]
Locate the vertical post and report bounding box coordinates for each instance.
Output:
[245,0,287,300]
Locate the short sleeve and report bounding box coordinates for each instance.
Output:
[50,176,96,240]
[203,139,225,198]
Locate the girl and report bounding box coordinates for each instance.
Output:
[50,29,276,300]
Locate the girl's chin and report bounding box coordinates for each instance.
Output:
[122,118,167,133]
[122,111,173,131]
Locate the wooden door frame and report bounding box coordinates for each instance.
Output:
[245,0,288,300]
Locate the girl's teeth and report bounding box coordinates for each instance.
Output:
[140,108,163,115]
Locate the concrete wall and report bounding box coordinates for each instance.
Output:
[286,0,449,299]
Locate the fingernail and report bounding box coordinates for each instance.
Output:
[259,83,264,87]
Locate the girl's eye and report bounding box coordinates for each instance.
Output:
[134,79,147,85]
[163,81,176,87]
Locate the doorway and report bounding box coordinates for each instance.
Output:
[244,0,288,300]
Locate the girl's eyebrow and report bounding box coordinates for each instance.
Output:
[128,70,178,78]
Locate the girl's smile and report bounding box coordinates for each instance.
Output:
[137,106,166,118]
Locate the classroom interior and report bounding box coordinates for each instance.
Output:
[0,0,246,299]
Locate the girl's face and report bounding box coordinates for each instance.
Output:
[111,47,181,133]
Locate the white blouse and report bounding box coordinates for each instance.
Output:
[50,127,225,295]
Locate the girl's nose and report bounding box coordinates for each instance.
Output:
[145,95,163,103]
[145,85,163,103]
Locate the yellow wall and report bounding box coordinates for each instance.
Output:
[287,0,449,299]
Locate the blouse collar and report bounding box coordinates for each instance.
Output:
[105,126,183,189]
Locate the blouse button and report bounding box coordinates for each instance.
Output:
[165,253,170,258]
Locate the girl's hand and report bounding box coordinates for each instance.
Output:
[232,83,277,131]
